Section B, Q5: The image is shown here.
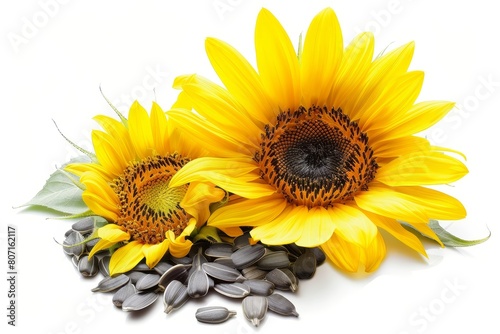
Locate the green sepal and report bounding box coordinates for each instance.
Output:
[402,220,490,247]
[19,161,89,215]
[193,226,222,243]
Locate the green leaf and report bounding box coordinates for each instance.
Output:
[402,220,490,247]
[20,166,88,215]
[193,226,222,243]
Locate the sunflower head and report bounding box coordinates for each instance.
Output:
[168,7,468,273]
[66,101,225,275]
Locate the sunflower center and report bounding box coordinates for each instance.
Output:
[113,154,191,244]
[255,106,378,208]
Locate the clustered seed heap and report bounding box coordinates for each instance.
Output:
[62,217,326,327]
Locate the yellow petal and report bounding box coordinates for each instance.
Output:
[88,238,117,259]
[208,194,287,228]
[97,224,130,242]
[251,205,308,245]
[150,102,169,156]
[128,101,154,159]
[321,233,360,272]
[376,151,468,186]
[91,130,127,177]
[371,136,430,158]
[181,182,226,225]
[366,212,426,256]
[205,37,275,124]
[255,8,300,110]
[363,232,386,272]
[109,241,145,276]
[167,221,194,258]
[329,204,377,248]
[143,239,170,268]
[169,157,276,199]
[300,8,343,106]
[292,206,336,247]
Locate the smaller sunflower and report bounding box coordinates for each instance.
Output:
[66,101,225,276]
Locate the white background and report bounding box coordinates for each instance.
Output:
[2,0,499,333]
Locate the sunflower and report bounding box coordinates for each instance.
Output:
[168,8,468,272]
[65,101,225,276]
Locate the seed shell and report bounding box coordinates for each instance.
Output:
[71,217,95,234]
[91,274,130,292]
[63,231,85,257]
[98,255,111,277]
[205,242,234,258]
[187,269,210,298]
[231,244,266,269]
[242,279,275,296]
[267,293,299,317]
[158,264,192,290]
[202,262,245,282]
[292,249,317,279]
[78,255,99,277]
[214,282,250,298]
[256,251,291,270]
[242,296,268,327]
[112,282,137,307]
[135,273,161,291]
[163,280,190,314]
[265,268,298,292]
[195,306,237,324]
[122,292,158,312]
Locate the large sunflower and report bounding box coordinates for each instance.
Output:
[168,8,468,272]
[65,101,225,276]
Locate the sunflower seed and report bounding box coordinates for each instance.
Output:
[127,271,148,285]
[232,232,252,250]
[195,306,237,324]
[133,262,154,272]
[91,274,130,292]
[242,296,268,327]
[135,273,161,291]
[242,279,275,296]
[153,262,173,275]
[231,244,266,269]
[71,217,95,234]
[170,256,192,265]
[205,243,234,258]
[312,247,326,266]
[63,231,85,257]
[213,257,237,268]
[112,282,136,307]
[71,254,80,268]
[267,293,299,317]
[122,292,158,312]
[284,243,305,258]
[214,282,250,298]
[187,269,210,298]
[98,255,111,277]
[265,268,298,292]
[202,262,245,282]
[78,255,99,277]
[256,251,291,270]
[158,264,191,290]
[241,266,268,280]
[163,280,189,314]
[85,238,100,253]
[292,249,317,279]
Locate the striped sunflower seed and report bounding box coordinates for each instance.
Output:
[256,251,291,270]
[231,244,266,269]
[267,293,299,317]
[292,249,317,279]
[78,254,98,277]
[153,262,173,275]
[241,266,268,280]
[135,273,161,291]
[242,296,268,327]
[202,262,245,282]
[204,243,234,258]
[214,282,250,298]
[158,264,191,290]
[187,268,210,298]
[265,268,298,292]
[112,282,136,307]
[163,280,190,314]
[63,231,85,257]
[71,217,95,235]
[122,292,158,312]
[195,306,237,324]
[98,255,111,277]
[242,279,275,296]
[127,271,148,285]
[91,274,130,292]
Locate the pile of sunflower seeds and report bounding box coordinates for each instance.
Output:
[62,217,326,327]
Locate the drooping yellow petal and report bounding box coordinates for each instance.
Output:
[181,181,226,225]
[109,240,145,276]
[170,157,276,199]
[321,233,361,272]
[300,7,343,106]
[251,205,309,245]
[366,212,426,256]
[255,8,300,111]
[143,239,170,268]
[205,37,275,125]
[376,150,468,186]
[208,194,287,229]
[166,221,195,258]
[363,232,387,272]
[328,204,377,248]
[294,206,336,247]
[88,238,118,259]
